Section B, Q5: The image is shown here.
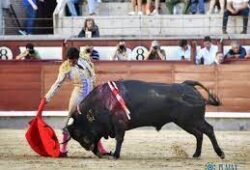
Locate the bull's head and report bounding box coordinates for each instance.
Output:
[66,110,99,154]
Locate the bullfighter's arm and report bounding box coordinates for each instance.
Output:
[45,61,70,103]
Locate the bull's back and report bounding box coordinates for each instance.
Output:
[120,80,206,129]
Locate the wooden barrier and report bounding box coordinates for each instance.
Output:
[0,61,250,113]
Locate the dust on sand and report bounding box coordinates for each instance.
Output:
[0,129,249,170]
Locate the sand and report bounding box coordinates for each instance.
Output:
[0,129,249,170]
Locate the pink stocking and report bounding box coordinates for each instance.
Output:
[97,140,109,155]
[60,131,70,153]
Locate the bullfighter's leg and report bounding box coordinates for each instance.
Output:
[201,121,225,159]
[59,88,81,156]
[97,140,110,155]
[91,140,111,158]
[59,118,72,156]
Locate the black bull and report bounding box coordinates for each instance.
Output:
[67,80,225,159]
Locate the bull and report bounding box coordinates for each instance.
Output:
[66,80,225,159]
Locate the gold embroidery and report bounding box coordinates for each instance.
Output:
[59,60,71,74]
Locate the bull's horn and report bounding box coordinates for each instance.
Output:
[67,117,74,126]
[77,105,83,115]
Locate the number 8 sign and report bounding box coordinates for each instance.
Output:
[0,47,13,60]
[131,46,148,60]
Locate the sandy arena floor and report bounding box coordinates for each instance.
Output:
[0,129,249,170]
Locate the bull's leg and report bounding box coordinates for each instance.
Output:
[192,130,203,158]
[201,121,225,159]
[113,121,126,159]
[175,123,203,158]
[185,128,203,158]
[113,129,125,159]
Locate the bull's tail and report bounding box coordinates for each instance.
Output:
[183,80,221,106]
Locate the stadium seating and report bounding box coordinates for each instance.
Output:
[53,1,250,37]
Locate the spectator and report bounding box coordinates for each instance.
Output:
[112,41,132,60]
[81,46,100,60]
[207,0,225,14]
[166,0,191,14]
[146,0,160,15]
[36,0,57,34]
[213,51,224,64]
[222,0,249,34]
[21,0,38,35]
[129,0,143,15]
[225,41,246,59]
[145,40,166,60]
[175,39,191,60]
[0,2,3,35]
[78,18,100,38]
[196,36,218,65]
[16,43,40,60]
[87,0,98,15]
[66,0,81,16]
[191,0,205,14]
[245,49,250,58]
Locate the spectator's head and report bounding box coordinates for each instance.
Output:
[230,41,240,54]
[151,40,160,51]
[81,46,98,61]
[215,51,224,64]
[66,47,80,66]
[84,18,96,30]
[179,39,188,51]
[117,41,127,53]
[26,43,34,50]
[25,43,35,54]
[84,46,93,54]
[203,36,212,49]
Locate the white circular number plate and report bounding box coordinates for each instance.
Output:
[131,46,148,60]
[0,47,13,60]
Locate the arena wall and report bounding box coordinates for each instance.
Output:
[1,61,250,113]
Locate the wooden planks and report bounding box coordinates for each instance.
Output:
[0,61,250,113]
[0,64,42,110]
[216,64,250,112]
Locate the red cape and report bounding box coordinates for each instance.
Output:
[25,98,60,157]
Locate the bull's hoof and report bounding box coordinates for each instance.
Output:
[192,152,201,158]
[192,156,200,159]
[219,151,225,159]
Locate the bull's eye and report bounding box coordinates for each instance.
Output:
[83,137,90,144]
